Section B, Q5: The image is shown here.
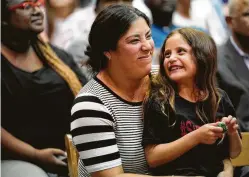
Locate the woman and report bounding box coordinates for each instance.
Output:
[1,0,86,176]
[142,28,242,176]
[70,4,156,177]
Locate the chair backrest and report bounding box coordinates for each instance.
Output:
[231,132,249,166]
[65,134,79,177]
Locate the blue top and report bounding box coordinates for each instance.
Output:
[151,24,179,49]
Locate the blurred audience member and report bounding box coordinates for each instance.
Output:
[79,0,92,7]
[173,0,228,46]
[95,0,132,13]
[133,0,153,22]
[1,0,86,176]
[45,0,96,64]
[145,0,177,65]
[172,0,207,32]
[145,0,177,50]
[217,0,249,175]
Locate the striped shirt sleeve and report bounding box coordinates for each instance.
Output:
[71,93,122,173]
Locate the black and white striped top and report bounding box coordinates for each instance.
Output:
[71,77,150,176]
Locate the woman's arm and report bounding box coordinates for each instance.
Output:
[1,127,67,166]
[1,127,37,160]
[145,123,223,167]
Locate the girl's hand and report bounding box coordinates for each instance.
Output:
[195,123,223,145]
[221,115,239,135]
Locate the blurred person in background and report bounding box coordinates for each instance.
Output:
[45,0,96,63]
[144,0,177,66]
[45,0,96,80]
[172,0,228,46]
[1,0,86,176]
[132,0,153,23]
[217,0,249,176]
[145,0,177,50]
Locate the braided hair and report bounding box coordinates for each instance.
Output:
[34,38,82,96]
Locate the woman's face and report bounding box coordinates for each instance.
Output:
[163,33,196,85]
[108,17,154,79]
[7,0,44,33]
[48,0,75,8]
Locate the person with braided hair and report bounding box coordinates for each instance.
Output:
[1,0,87,177]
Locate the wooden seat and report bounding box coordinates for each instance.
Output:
[65,134,79,177]
[231,132,249,166]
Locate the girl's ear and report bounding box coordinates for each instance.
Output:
[104,51,111,60]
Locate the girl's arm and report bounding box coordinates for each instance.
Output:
[222,115,242,158]
[145,123,223,167]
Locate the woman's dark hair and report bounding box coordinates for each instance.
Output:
[146,28,221,125]
[86,4,150,73]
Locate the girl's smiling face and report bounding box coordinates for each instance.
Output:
[163,33,197,85]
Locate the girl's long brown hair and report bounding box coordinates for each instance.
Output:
[145,28,221,125]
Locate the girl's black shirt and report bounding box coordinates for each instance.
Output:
[142,90,236,176]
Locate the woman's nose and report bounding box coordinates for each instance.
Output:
[142,40,153,51]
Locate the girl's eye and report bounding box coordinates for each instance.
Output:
[164,52,171,58]
[178,48,186,55]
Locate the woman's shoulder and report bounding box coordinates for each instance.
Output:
[77,78,100,97]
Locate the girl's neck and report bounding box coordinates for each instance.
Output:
[97,69,149,102]
[178,83,199,103]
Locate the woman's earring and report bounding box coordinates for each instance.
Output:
[104,52,111,60]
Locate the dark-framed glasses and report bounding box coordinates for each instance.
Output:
[8,0,44,11]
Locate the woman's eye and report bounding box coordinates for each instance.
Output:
[130,39,139,44]
[146,34,152,40]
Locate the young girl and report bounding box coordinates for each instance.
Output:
[142,28,242,176]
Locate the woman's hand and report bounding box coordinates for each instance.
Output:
[195,123,223,145]
[34,148,67,166]
[221,115,239,135]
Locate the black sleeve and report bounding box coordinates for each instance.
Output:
[142,98,170,147]
[221,90,237,117]
[50,45,87,85]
